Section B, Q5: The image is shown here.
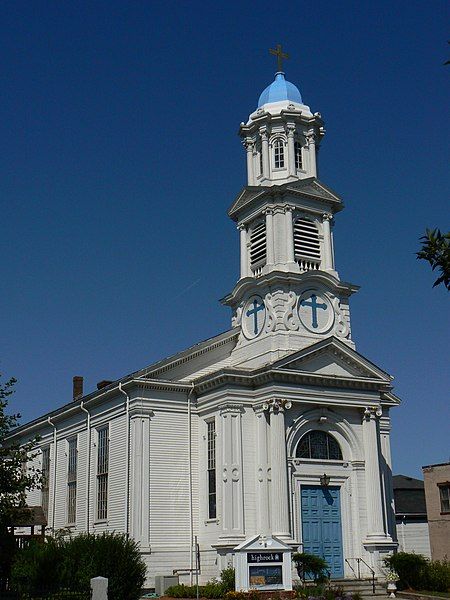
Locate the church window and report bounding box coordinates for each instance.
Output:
[67,437,77,524]
[273,139,285,168]
[296,431,343,460]
[41,446,50,520]
[295,140,303,170]
[439,484,450,513]
[207,420,216,519]
[96,426,109,520]
[250,221,266,271]
[294,218,321,263]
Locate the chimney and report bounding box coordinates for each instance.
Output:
[97,380,113,390]
[73,376,83,400]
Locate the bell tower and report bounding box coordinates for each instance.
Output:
[223,52,359,367]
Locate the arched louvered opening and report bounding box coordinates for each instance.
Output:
[296,430,343,461]
[295,140,303,170]
[250,221,266,276]
[273,139,285,168]
[294,217,321,271]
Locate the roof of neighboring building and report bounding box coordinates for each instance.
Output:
[393,474,427,516]
[13,506,47,527]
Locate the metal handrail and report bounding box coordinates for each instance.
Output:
[345,558,376,594]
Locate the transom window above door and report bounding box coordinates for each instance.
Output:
[296,430,343,460]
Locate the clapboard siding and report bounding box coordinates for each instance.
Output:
[396,519,431,558]
[149,408,192,546]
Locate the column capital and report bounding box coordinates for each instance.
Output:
[306,132,316,145]
[322,212,333,222]
[263,207,274,216]
[237,223,246,231]
[243,139,254,151]
[219,402,244,415]
[264,398,292,413]
[363,405,382,422]
[286,124,296,137]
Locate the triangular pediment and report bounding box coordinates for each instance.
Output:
[272,337,392,382]
[228,177,343,221]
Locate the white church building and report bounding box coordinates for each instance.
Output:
[12,57,400,587]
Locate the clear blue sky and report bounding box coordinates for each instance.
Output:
[1,1,449,477]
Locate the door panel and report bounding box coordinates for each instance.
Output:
[301,485,344,578]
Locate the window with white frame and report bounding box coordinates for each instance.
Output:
[295,140,303,170]
[250,221,266,271]
[41,446,50,519]
[96,426,109,520]
[273,139,284,168]
[439,484,450,513]
[207,420,216,519]
[67,437,77,524]
[293,217,321,263]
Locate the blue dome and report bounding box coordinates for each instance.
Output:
[258,72,302,107]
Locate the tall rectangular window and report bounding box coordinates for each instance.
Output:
[41,446,50,519]
[207,420,216,519]
[67,437,77,524]
[439,484,450,513]
[96,426,109,520]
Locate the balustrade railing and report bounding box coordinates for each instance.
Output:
[297,257,321,272]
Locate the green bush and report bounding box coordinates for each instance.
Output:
[426,559,450,593]
[11,532,146,600]
[292,553,329,582]
[166,568,235,598]
[385,553,450,593]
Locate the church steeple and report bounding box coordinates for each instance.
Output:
[222,55,359,367]
[239,54,324,187]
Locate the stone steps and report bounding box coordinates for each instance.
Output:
[330,578,388,599]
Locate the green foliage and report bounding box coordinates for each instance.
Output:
[295,584,356,600]
[0,373,42,529]
[385,552,428,590]
[385,553,450,593]
[166,568,235,599]
[292,552,329,582]
[426,560,450,593]
[417,228,450,290]
[11,532,146,600]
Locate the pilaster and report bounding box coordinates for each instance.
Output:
[260,127,270,180]
[306,132,317,177]
[322,213,334,271]
[130,408,153,548]
[254,407,270,534]
[239,225,249,278]
[266,398,291,540]
[244,139,255,186]
[287,125,296,177]
[264,209,275,265]
[219,403,245,540]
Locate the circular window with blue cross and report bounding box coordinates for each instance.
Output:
[298,290,334,334]
[242,295,266,339]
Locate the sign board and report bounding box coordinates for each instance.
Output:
[234,535,292,592]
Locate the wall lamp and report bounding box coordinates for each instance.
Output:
[320,473,330,487]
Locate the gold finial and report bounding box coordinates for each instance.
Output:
[269,44,289,72]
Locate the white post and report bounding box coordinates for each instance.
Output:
[265,209,274,265]
[285,206,295,263]
[91,576,108,600]
[287,126,296,177]
[260,128,270,180]
[322,213,334,271]
[362,408,388,540]
[307,132,317,177]
[239,225,249,278]
[268,399,291,539]
[255,408,270,534]
[245,140,255,186]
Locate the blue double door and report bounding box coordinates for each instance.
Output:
[301,485,344,578]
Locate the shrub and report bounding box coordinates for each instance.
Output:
[166,569,235,599]
[292,553,329,583]
[426,559,450,593]
[11,532,146,600]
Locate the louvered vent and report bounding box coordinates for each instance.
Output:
[294,218,321,262]
[250,221,266,270]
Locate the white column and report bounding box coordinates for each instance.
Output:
[265,209,274,265]
[287,126,296,177]
[268,399,291,539]
[260,128,270,180]
[362,408,388,541]
[322,213,334,271]
[245,140,255,186]
[307,132,317,177]
[285,206,295,263]
[239,225,249,278]
[130,412,151,546]
[220,404,244,538]
[380,414,397,541]
[255,408,270,534]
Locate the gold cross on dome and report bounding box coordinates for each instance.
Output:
[269,44,289,72]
